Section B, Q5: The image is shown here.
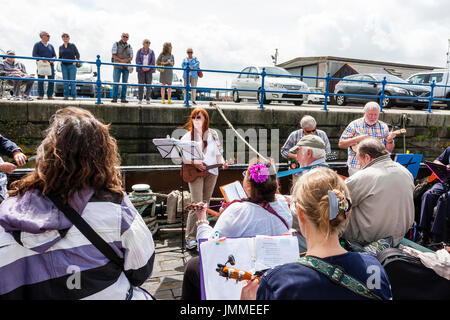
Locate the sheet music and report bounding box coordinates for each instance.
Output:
[152,138,204,161]
[199,235,299,300]
[220,181,247,202]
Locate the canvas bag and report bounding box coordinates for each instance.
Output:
[37,60,52,76]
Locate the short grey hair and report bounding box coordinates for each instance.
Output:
[357,137,388,159]
[301,146,326,159]
[363,101,381,113]
[300,115,317,129]
[39,31,49,38]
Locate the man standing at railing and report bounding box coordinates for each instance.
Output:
[0,50,34,101]
[111,33,133,103]
[338,102,399,176]
[32,31,57,100]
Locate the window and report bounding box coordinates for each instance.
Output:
[429,73,443,83]
[249,67,259,79]
[408,74,427,84]
[239,67,250,79]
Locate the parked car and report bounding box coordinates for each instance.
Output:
[306,87,330,104]
[334,73,431,109]
[54,62,97,97]
[231,66,308,106]
[407,69,450,109]
[151,72,183,100]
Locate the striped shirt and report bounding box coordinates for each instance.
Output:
[340,117,389,170]
[0,189,155,300]
[281,129,331,158]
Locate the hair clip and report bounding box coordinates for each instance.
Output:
[248,164,269,183]
[328,190,351,220]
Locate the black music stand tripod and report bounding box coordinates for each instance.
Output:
[152,138,204,254]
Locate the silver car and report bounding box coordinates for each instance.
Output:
[231,66,308,105]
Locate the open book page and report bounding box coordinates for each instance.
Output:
[219,181,247,202]
[254,235,300,271]
[199,237,253,300]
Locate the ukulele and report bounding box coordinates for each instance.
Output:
[185,203,221,218]
[181,163,223,183]
[216,255,265,283]
[350,128,406,153]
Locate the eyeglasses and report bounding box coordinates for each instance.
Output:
[242,170,247,177]
[304,129,317,134]
[122,35,129,38]
[192,116,202,120]
[187,52,193,54]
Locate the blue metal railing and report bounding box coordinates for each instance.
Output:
[1,54,449,113]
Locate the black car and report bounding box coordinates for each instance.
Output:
[334,73,430,109]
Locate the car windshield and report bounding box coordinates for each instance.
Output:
[263,67,291,77]
[370,74,407,83]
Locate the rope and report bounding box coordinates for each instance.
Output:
[209,102,268,162]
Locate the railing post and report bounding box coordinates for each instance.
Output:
[427,80,435,114]
[184,66,190,107]
[379,76,387,113]
[259,68,266,109]
[95,55,102,104]
[322,72,331,111]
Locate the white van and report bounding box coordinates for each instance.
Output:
[407,69,450,108]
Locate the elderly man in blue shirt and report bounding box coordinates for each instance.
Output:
[32,31,57,100]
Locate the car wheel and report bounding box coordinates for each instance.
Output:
[294,100,303,106]
[336,93,346,106]
[308,100,313,104]
[233,90,241,103]
[257,91,271,105]
[446,95,450,109]
[381,92,393,108]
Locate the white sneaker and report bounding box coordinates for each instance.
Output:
[138,100,143,104]
[146,100,151,104]
[12,96,20,101]
[23,96,34,101]
[185,239,197,250]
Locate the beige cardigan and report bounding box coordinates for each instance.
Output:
[342,154,415,246]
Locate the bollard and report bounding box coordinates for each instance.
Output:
[379,76,387,113]
[323,73,331,111]
[427,80,435,114]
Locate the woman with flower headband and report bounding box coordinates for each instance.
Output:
[181,157,292,300]
[180,107,228,251]
[240,167,392,300]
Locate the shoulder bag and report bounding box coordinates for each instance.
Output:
[37,60,52,76]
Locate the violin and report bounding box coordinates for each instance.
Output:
[185,203,221,218]
[216,255,265,283]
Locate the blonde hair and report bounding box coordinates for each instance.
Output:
[142,39,150,45]
[294,167,350,238]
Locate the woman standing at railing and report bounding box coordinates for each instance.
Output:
[156,42,174,104]
[135,39,155,104]
[182,48,200,105]
[59,33,80,100]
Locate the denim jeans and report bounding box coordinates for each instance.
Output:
[37,63,55,97]
[112,67,129,100]
[61,63,77,98]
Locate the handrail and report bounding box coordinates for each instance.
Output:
[1,54,449,113]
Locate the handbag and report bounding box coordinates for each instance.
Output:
[197,70,203,78]
[37,60,52,76]
[157,64,164,73]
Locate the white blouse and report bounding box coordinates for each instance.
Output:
[196,194,292,240]
[181,129,223,175]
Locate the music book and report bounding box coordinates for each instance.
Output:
[219,181,247,202]
[424,161,450,183]
[198,235,299,300]
[393,153,423,179]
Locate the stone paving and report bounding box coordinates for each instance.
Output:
[141,230,197,300]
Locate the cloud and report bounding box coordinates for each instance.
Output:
[1,0,449,91]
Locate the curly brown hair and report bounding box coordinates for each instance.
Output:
[9,107,123,201]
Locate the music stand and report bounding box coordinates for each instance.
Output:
[394,153,423,179]
[153,138,204,254]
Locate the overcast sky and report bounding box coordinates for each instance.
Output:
[1,0,449,89]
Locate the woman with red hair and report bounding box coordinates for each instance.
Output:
[181,107,228,250]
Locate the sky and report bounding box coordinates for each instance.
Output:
[1,0,449,90]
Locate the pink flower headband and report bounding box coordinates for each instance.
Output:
[248,164,270,183]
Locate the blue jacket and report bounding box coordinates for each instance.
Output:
[135,48,155,73]
[0,134,21,158]
[182,57,200,78]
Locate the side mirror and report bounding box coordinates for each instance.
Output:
[93,72,97,77]
[368,82,377,87]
